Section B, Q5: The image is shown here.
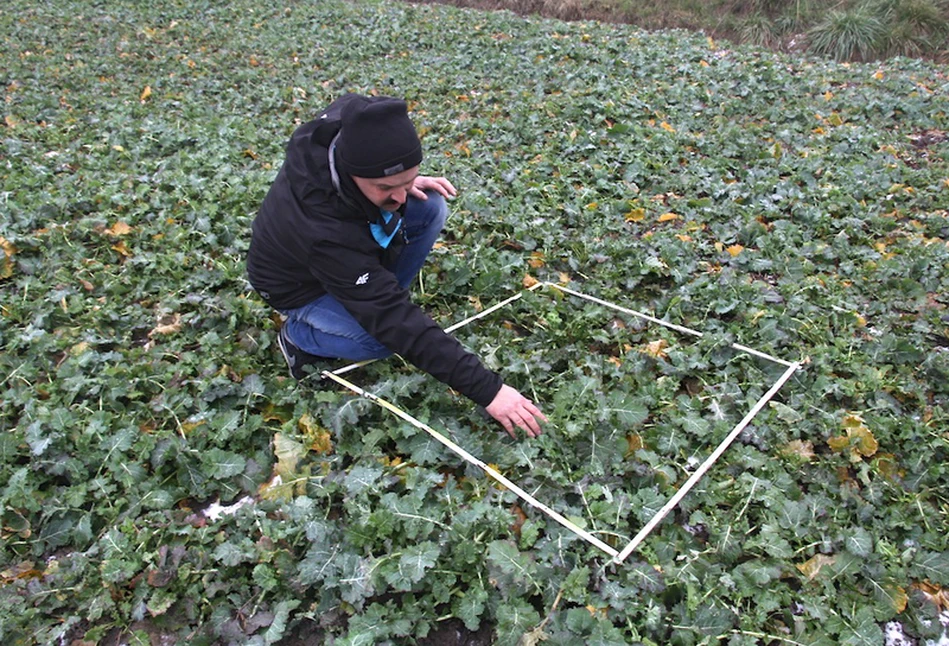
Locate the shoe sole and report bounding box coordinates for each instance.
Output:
[276,328,300,380]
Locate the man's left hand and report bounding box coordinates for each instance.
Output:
[411,175,457,200]
[485,384,547,439]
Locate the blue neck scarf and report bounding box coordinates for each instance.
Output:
[370,209,402,249]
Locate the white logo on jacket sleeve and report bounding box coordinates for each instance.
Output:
[355,272,370,285]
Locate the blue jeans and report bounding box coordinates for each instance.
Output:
[281,192,447,360]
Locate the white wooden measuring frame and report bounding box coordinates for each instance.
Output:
[318,282,800,564]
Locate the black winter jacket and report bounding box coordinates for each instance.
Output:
[246,94,503,407]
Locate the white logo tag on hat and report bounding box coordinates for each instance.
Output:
[355,272,370,285]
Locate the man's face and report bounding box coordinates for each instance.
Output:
[352,166,419,211]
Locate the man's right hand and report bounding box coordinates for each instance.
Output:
[485,384,547,439]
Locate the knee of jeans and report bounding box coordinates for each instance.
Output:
[409,192,447,231]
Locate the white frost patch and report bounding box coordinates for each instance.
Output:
[886,612,949,646]
[203,495,255,521]
[886,622,915,646]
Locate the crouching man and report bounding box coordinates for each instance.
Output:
[246,93,546,439]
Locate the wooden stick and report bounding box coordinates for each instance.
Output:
[612,361,800,563]
[322,369,620,558]
[545,283,797,368]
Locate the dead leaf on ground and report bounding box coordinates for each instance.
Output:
[828,413,878,459]
[796,553,836,581]
[780,439,816,462]
[639,339,669,358]
[298,412,333,455]
[912,581,949,611]
[105,221,133,236]
[149,312,182,337]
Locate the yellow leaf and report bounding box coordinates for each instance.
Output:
[657,212,678,222]
[585,201,598,210]
[110,241,133,257]
[626,433,643,455]
[829,413,879,459]
[726,244,744,257]
[519,627,549,646]
[659,121,675,133]
[676,234,692,242]
[527,252,546,269]
[0,235,16,279]
[780,440,816,462]
[149,312,181,337]
[887,584,908,613]
[522,274,539,289]
[180,419,206,434]
[911,581,949,611]
[827,435,850,452]
[105,221,132,236]
[558,272,570,285]
[796,554,836,581]
[824,90,834,101]
[140,85,152,102]
[273,433,305,479]
[874,453,904,481]
[851,427,878,457]
[639,339,669,358]
[625,208,646,222]
[699,60,709,67]
[298,413,333,455]
[828,112,844,126]
[0,561,43,584]
[4,115,19,129]
[841,413,865,429]
[873,70,885,81]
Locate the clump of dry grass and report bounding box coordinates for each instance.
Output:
[418,0,948,61]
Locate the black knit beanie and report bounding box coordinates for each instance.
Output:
[336,96,423,178]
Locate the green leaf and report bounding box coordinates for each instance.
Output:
[262,600,301,645]
[843,527,874,558]
[453,584,488,632]
[565,606,596,633]
[562,565,591,603]
[487,540,531,579]
[911,551,949,585]
[605,393,649,427]
[212,539,254,567]
[396,541,440,588]
[839,606,883,646]
[203,448,246,480]
[495,598,541,645]
[769,401,803,424]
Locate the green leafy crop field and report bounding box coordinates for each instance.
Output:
[1,0,948,644]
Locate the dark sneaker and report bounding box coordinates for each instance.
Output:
[277,326,323,380]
